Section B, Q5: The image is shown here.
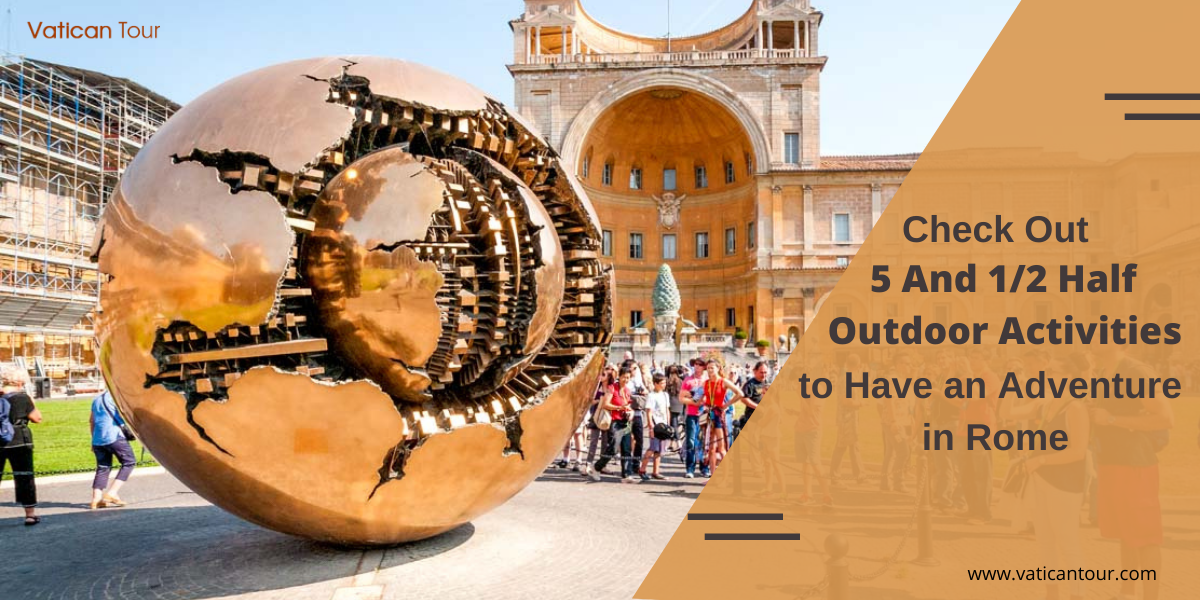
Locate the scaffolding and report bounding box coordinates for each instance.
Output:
[0,53,177,392]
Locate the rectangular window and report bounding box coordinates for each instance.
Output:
[629,168,643,190]
[836,256,850,268]
[663,168,677,191]
[833,213,851,243]
[662,234,677,260]
[631,310,643,328]
[629,232,644,259]
[747,221,756,249]
[726,307,736,329]
[725,227,736,255]
[697,310,709,329]
[748,305,755,336]
[933,303,950,325]
[601,230,613,257]
[694,166,708,189]
[582,156,590,179]
[725,161,736,184]
[695,231,710,259]
[602,163,613,186]
[784,133,800,164]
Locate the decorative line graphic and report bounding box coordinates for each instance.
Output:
[1104,93,1200,100]
[1125,114,1200,120]
[687,513,783,521]
[705,534,801,541]
[1105,93,1200,119]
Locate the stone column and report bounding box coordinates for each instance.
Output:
[771,287,786,342]
[871,183,883,228]
[803,185,815,252]
[804,21,810,55]
[802,287,816,332]
[771,185,784,264]
[810,21,818,55]
[756,21,763,51]
[562,26,568,59]
[793,21,800,51]
[525,27,532,63]
[767,21,774,50]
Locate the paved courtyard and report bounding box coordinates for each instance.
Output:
[1,463,695,600]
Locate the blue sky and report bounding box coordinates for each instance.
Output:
[11,0,1018,155]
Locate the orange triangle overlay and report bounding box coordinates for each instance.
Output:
[638,0,1200,598]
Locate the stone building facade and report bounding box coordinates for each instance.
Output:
[508,0,915,355]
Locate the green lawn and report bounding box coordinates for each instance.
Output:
[2,397,157,480]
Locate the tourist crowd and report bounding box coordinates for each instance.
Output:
[556,347,1183,600]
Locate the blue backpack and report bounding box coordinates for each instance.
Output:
[0,393,14,445]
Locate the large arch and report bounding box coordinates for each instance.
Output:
[560,69,772,175]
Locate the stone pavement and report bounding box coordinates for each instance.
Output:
[5,453,1200,600]
[0,461,696,600]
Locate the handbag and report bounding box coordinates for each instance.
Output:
[592,404,612,431]
[101,393,137,442]
[652,422,673,441]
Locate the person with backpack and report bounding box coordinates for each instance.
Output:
[0,367,42,526]
[89,390,137,509]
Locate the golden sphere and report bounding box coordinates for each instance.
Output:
[95,57,610,545]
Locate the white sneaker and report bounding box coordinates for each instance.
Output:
[589,470,601,482]
[684,472,695,479]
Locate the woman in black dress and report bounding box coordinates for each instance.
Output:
[0,368,42,525]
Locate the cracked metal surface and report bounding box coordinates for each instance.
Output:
[94,57,611,545]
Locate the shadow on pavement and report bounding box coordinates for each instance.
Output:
[1,504,473,600]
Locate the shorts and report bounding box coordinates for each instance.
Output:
[793,431,821,465]
[1098,464,1163,547]
[649,438,663,454]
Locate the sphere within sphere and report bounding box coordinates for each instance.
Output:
[95,57,611,545]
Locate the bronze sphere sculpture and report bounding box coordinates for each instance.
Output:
[94,57,612,545]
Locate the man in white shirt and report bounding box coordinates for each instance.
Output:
[639,373,671,480]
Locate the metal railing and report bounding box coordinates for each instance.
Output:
[526,47,808,66]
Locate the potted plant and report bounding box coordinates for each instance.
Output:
[734,328,748,348]
[755,339,771,356]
